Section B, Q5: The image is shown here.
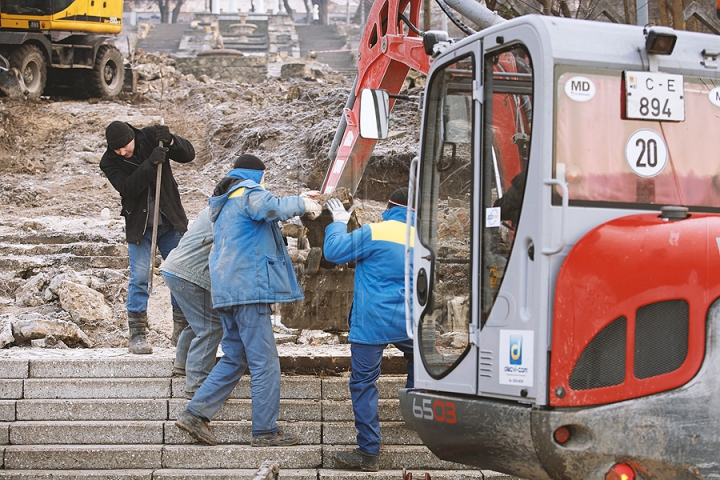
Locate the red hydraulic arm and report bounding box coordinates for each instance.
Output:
[321,0,432,195]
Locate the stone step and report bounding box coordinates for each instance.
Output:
[2,374,409,402]
[7,397,402,422]
[0,243,126,258]
[0,469,511,479]
[1,347,411,378]
[0,254,127,271]
[2,444,321,470]
[0,444,501,472]
[8,419,419,446]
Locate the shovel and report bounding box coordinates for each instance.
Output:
[148,118,164,293]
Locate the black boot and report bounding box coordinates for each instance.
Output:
[171,307,189,347]
[128,312,153,354]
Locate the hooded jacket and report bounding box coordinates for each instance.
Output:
[99,124,195,243]
[324,206,415,345]
[208,169,306,308]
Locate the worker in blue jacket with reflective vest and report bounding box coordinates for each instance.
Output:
[324,187,414,472]
[175,154,322,447]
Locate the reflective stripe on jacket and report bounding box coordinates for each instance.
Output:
[323,206,414,345]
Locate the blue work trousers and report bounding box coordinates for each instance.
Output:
[350,339,414,456]
[126,222,182,313]
[163,274,223,393]
[186,303,281,436]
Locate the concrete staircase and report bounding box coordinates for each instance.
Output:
[0,348,519,479]
[295,24,356,75]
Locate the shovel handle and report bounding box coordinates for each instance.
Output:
[148,119,164,293]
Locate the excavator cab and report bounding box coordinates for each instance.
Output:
[398,14,720,479]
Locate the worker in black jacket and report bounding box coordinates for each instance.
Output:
[100,121,195,354]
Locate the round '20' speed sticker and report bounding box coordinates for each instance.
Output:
[625,129,668,178]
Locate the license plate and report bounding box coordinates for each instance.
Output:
[624,71,684,121]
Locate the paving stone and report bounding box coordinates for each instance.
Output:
[0,381,22,400]
[0,470,152,479]
[29,356,173,379]
[322,399,402,422]
[323,445,483,471]
[0,401,14,421]
[4,445,163,470]
[16,399,168,421]
[23,378,170,399]
[168,398,321,422]
[162,445,321,469]
[165,420,320,445]
[0,359,28,379]
[322,375,407,400]
[9,421,164,445]
[153,469,317,480]
[322,421,421,446]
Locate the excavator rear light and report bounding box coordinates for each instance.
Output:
[605,463,635,480]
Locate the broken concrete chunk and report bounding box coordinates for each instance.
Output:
[58,281,113,325]
[11,313,92,348]
[15,273,50,307]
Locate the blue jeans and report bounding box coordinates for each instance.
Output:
[350,339,414,456]
[187,303,281,436]
[126,222,182,313]
[162,274,223,393]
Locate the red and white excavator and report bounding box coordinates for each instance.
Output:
[321,0,720,477]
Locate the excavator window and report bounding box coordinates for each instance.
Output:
[554,68,720,212]
[1,0,52,15]
[417,52,476,377]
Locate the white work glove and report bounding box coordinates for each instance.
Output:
[303,197,322,220]
[326,198,353,224]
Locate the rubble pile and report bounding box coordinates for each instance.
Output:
[0,53,421,349]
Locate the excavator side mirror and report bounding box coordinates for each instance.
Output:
[359,88,390,139]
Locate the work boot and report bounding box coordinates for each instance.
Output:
[175,409,217,445]
[335,449,380,472]
[171,307,189,347]
[127,312,153,355]
[251,430,300,447]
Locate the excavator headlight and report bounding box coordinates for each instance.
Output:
[644,26,677,55]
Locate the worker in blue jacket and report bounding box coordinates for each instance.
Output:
[324,187,415,472]
[175,154,322,447]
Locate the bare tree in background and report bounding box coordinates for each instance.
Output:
[126,0,186,23]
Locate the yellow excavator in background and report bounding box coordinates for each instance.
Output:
[0,0,125,99]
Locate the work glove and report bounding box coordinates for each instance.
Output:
[155,124,172,145]
[148,146,168,166]
[326,198,353,224]
[303,197,322,220]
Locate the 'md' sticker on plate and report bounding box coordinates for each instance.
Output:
[499,330,534,387]
[564,76,596,102]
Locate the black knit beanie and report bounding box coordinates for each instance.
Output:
[234,154,266,171]
[106,121,135,150]
[387,187,409,208]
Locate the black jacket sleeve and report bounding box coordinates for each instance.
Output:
[100,153,157,199]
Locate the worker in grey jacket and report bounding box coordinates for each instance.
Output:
[160,207,222,397]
